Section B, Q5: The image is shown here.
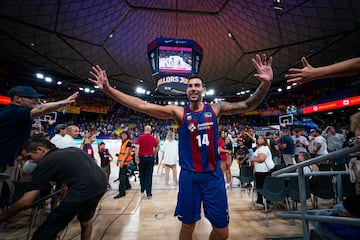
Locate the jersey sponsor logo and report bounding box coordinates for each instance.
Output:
[186,114,192,120]
[198,122,214,131]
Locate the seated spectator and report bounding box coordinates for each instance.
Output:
[312,195,360,240]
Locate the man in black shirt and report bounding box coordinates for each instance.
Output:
[0,138,107,240]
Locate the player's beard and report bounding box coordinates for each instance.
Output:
[188,91,202,103]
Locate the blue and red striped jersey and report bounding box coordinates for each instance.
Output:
[178,103,220,172]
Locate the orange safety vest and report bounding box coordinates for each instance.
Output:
[118,139,132,165]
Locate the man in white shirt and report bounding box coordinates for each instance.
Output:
[50,124,68,148]
[292,128,309,163]
[62,125,80,148]
[313,129,328,157]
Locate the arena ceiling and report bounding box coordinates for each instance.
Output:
[0,0,359,99]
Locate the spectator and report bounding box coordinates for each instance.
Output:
[235,138,249,171]
[266,132,279,164]
[279,129,295,166]
[0,138,107,239]
[161,131,179,186]
[250,135,275,207]
[349,112,360,194]
[322,126,345,170]
[312,195,360,240]
[62,125,80,148]
[50,124,68,149]
[98,142,113,190]
[313,129,328,158]
[286,57,360,84]
[292,128,309,163]
[0,86,78,196]
[80,132,97,162]
[135,125,158,199]
[297,151,312,176]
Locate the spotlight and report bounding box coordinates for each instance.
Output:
[36,73,44,79]
[271,0,284,11]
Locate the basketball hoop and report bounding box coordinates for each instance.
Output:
[38,112,57,125]
[47,119,56,125]
[279,114,293,127]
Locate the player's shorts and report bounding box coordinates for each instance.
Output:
[174,167,229,228]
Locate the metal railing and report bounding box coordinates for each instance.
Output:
[271,145,360,240]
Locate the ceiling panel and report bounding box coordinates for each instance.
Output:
[0,0,358,97]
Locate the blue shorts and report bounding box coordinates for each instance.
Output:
[174,167,229,228]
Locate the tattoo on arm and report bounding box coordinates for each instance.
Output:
[244,82,270,110]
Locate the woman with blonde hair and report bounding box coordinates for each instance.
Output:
[80,132,97,162]
[161,131,178,186]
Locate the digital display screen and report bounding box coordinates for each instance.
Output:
[158,46,192,74]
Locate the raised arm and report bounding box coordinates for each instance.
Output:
[88,65,183,122]
[30,92,79,120]
[285,57,360,84]
[214,53,273,116]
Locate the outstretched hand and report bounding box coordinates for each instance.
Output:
[64,92,80,104]
[285,57,315,84]
[252,54,273,83]
[88,65,111,92]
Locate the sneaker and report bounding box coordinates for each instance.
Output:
[107,184,112,190]
[254,202,264,208]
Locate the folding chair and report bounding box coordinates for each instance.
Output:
[257,176,289,227]
[2,181,63,240]
[234,166,254,198]
[309,175,336,208]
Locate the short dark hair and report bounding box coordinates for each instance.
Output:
[188,76,205,87]
[23,138,56,152]
[343,195,360,217]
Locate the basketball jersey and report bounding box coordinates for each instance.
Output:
[178,103,220,172]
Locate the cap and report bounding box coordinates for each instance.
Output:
[54,124,68,134]
[8,86,45,99]
[310,129,316,133]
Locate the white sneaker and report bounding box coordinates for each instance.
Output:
[254,202,264,208]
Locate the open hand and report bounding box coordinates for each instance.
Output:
[252,53,273,83]
[285,57,315,84]
[88,65,111,92]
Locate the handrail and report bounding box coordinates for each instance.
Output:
[276,171,349,178]
[269,145,360,240]
[275,212,360,227]
[271,145,359,177]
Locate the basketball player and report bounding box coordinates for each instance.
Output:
[89,53,273,240]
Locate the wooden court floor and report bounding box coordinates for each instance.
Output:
[0,161,332,240]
